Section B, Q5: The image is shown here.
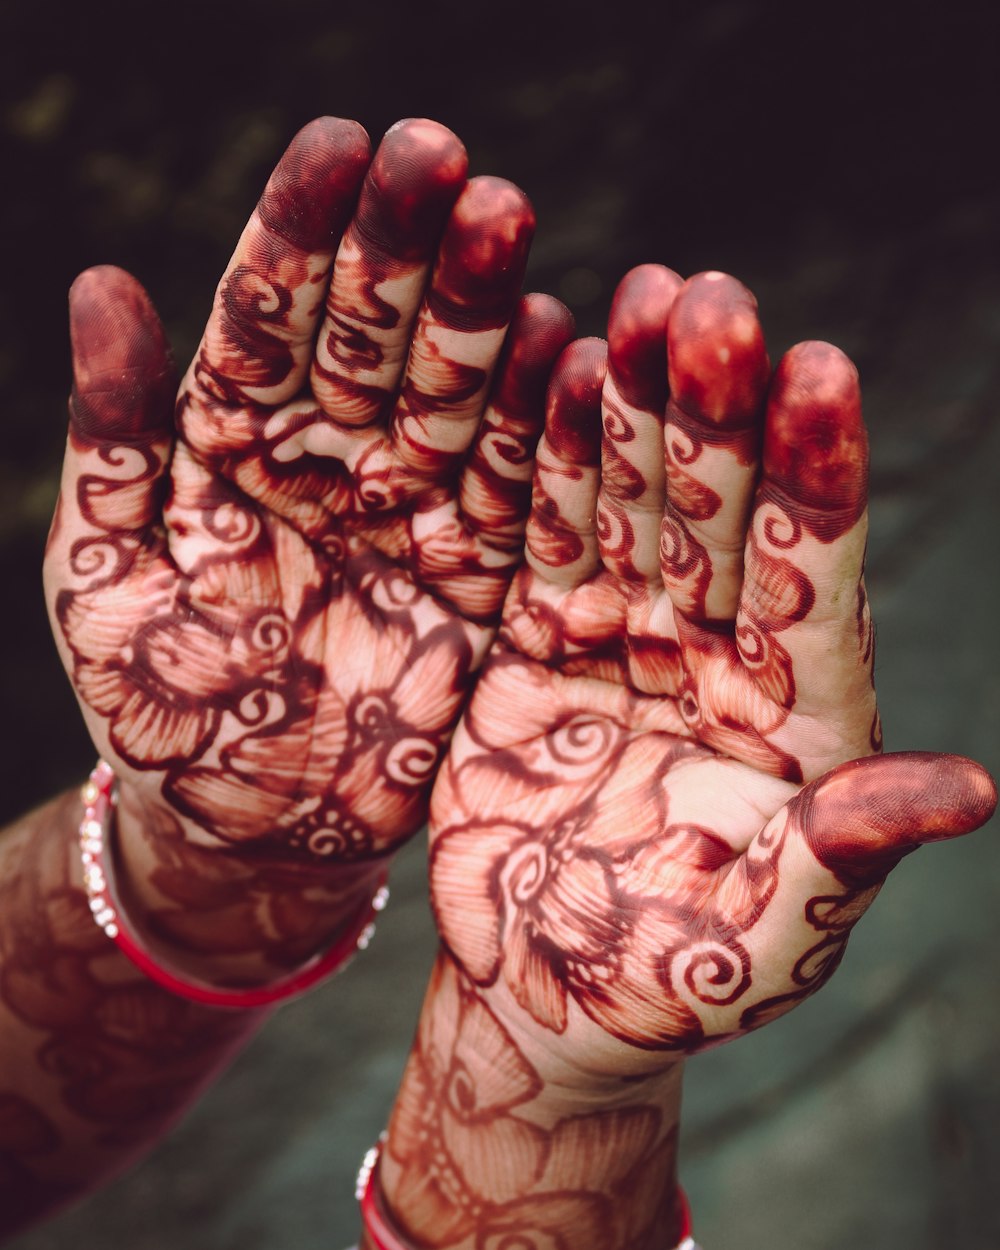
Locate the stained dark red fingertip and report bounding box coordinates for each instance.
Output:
[257,116,372,252]
[801,752,998,887]
[68,266,177,443]
[763,341,867,532]
[355,118,468,259]
[431,177,536,327]
[668,271,770,426]
[608,264,682,412]
[545,337,608,465]
[491,294,576,421]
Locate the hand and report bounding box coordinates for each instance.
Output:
[43,117,574,974]
[375,266,996,1248]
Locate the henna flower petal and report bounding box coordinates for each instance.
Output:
[430,825,510,982]
[227,687,350,791]
[168,767,299,840]
[441,1112,549,1205]
[504,915,569,1034]
[324,598,411,696]
[451,989,543,1114]
[139,620,239,700]
[392,629,468,732]
[462,658,578,755]
[574,925,705,1050]
[583,737,671,854]
[74,663,130,716]
[541,1106,660,1193]
[536,852,621,961]
[60,572,174,664]
[112,691,213,767]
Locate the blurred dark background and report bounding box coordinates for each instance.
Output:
[2,1,998,1247]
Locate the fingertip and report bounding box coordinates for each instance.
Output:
[764,340,867,525]
[907,752,998,837]
[667,270,770,426]
[803,752,998,888]
[545,337,608,464]
[258,115,372,251]
[491,293,576,421]
[358,118,469,258]
[69,266,176,444]
[608,263,683,412]
[432,176,536,324]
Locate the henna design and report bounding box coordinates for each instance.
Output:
[431,654,792,1051]
[46,123,574,982]
[0,796,255,1236]
[424,266,929,1082]
[658,511,712,617]
[381,954,686,1250]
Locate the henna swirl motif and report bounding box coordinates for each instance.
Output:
[673,938,751,1007]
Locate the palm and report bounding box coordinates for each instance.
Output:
[426,266,915,1073]
[45,118,574,863]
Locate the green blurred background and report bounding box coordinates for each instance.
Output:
[2,1,998,1247]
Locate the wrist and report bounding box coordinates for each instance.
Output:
[376,950,686,1249]
[97,769,389,991]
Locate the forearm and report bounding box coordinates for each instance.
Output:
[0,788,263,1239]
[370,950,687,1250]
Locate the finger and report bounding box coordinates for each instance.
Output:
[598,264,682,582]
[389,176,535,479]
[660,272,770,620]
[736,342,874,731]
[793,752,997,880]
[45,266,177,721]
[525,337,608,586]
[57,265,176,538]
[459,292,575,551]
[311,118,468,428]
[714,753,997,1034]
[188,116,371,411]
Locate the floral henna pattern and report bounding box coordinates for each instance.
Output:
[431,655,775,1053]
[422,267,993,1071]
[381,953,686,1250]
[45,120,575,917]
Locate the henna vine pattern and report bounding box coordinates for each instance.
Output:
[383,954,685,1250]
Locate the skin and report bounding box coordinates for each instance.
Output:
[42,116,575,987]
[3,116,577,1237]
[372,266,997,1249]
[1,116,993,1246]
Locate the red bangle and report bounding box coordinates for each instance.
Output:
[79,761,389,1010]
[356,1136,407,1250]
[356,1138,699,1250]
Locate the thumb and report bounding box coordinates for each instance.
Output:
[45,267,177,612]
[722,752,996,1036]
[47,266,177,556]
[69,264,177,449]
[788,751,997,891]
